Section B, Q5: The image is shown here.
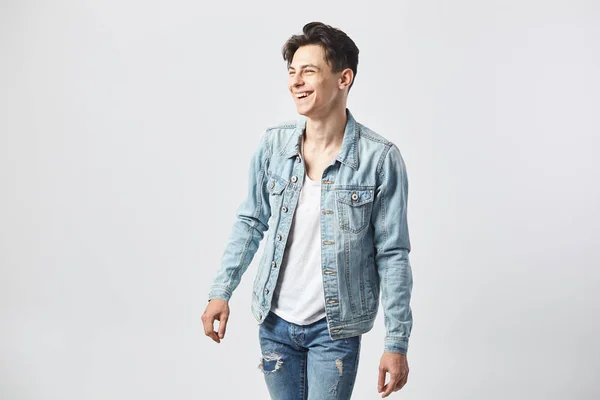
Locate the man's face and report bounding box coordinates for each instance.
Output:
[288,44,347,118]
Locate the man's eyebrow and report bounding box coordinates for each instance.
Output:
[288,64,320,70]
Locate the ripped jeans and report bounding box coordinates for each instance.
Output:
[258,310,362,400]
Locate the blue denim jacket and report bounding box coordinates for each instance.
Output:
[208,109,413,354]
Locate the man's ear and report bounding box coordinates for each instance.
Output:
[339,68,354,90]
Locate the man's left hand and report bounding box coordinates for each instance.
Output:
[377,352,409,397]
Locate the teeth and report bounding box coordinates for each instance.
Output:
[296,92,311,98]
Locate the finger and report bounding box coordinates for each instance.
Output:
[381,374,399,398]
[201,314,220,343]
[394,375,408,392]
[207,331,220,343]
[377,368,386,392]
[218,314,228,339]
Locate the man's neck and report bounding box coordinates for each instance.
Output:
[304,106,347,153]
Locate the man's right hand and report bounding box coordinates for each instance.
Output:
[202,299,230,344]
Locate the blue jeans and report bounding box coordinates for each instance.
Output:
[258,310,362,399]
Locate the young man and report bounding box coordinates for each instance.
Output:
[202,22,413,399]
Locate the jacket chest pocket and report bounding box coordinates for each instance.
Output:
[335,189,374,234]
[267,175,288,212]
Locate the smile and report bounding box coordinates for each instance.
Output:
[295,91,313,100]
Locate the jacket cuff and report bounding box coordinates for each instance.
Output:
[208,286,232,302]
[384,337,409,355]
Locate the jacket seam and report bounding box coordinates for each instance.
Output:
[359,129,391,145]
[231,132,272,285]
[375,143,393,332]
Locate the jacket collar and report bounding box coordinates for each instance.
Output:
[280,108,359,170]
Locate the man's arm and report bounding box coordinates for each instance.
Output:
[371,143,413,355]
[207,130,272,302]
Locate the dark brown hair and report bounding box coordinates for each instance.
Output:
[282,22,359,91]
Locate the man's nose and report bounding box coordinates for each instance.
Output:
[291,73,304,86]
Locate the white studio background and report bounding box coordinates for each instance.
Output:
[1,1,599,399]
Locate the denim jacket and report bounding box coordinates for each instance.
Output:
[208,108,413,354]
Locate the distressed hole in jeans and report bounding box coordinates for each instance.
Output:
[257,352,283,374]
[335,359,343,376]
[328,359,343,394]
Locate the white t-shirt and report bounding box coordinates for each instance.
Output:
[270,170,327,325]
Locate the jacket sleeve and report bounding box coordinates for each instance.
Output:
[371,143,413,354]
[207,130,272,302]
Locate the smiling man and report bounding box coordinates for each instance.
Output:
[203,22,413,399]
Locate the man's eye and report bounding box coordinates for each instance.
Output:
[305,70,314,73]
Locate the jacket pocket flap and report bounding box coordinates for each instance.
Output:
[267,175,288,195]
[335,189,374,206]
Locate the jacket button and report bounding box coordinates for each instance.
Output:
[282,206,288,213]
[264,288,269,294]
[296,156,301,163]
[276,234,282,241]
[351,192,358,201]
[271,261,277,268]
[291,176,297,183]
[270,181,275,189]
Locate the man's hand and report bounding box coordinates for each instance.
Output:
[377,352,409,397]
[202,299,230,344]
